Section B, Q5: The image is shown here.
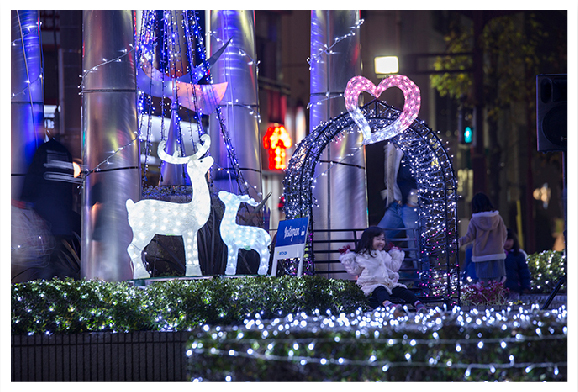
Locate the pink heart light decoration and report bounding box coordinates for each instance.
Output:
[345,75,421,144]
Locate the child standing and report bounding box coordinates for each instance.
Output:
[340,226,425,314]
[458,192,507,284]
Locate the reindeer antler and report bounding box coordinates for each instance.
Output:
[236,192,271,209]
[238,194,261,208]
[157,140,189,165]
[191,134,211,160]
[253,192,271,212]
[157,134,211,164]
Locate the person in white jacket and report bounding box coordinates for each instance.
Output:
[340,226,426,314]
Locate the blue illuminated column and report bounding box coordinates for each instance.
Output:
[310,11,367,277]
[11,10,44,199]
[159,11,190,186]
[207,10,263,200]
[81,11,140,281]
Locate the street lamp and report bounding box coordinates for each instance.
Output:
[374,55,398,76]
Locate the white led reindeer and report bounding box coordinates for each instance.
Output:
[126,134,213,279]
[218,191,272,276]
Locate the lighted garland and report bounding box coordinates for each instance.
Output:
[307,18,364,69]
[205,27,255,197]
[305,19,366,117]
[282,100,460,304]
[11,11,43,108]
[208,31,262,125]
[187,305,567,381]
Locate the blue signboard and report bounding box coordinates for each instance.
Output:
[275,217,309,247]
[271,217,309,277]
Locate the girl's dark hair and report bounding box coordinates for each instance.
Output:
[356,226,384,255]
[507,228,520,255]
[471,192,494,214]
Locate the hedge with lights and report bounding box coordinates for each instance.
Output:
[186,306,567,381]
[11,274,567,381]
[527,250,566,293]
[11,276,368,334]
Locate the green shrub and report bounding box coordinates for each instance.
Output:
[11,276,369,334]
[527,250,566,293]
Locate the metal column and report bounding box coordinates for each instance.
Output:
[310,11,367,276]
[207,10,263,200]
[81,10,140,281]
[58,11,83,165]
[11,10,44,199]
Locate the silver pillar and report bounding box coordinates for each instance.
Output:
[207,10,262,200]
[58,10,83,164]
[81,11,140,281]
[310,11,367,276]
[11,10,44,199]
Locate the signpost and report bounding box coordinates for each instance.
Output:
[271,218,309,277]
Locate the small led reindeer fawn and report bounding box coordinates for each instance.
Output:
[126,134,213,279]
[218,191,272,275]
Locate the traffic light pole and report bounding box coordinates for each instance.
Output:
[471,12,488,196]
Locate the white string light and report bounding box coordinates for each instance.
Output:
[82,135,139,177]
[79,45,136,93]
[209,31,263,124]
[307,18,364,69]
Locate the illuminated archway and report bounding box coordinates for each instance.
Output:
[283,99,460,305]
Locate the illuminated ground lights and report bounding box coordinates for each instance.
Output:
[187,304,567,381]
[11,278,567,381]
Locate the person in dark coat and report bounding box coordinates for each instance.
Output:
[503,228,531,294]
[20,136,81,280]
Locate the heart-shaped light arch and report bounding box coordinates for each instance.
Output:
[345,75,421,144]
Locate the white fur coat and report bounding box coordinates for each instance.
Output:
[340,248,407,296]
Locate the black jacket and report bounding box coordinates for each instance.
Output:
[20,139,76,237]
[504,250,532,293]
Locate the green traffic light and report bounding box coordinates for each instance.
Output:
[464,126,473,144]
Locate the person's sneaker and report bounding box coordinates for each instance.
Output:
[415,302,427,314]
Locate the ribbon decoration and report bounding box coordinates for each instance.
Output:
[136,39,231,115]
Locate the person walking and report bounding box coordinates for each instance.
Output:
[19,136,81,280]
[458,192,507,284]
